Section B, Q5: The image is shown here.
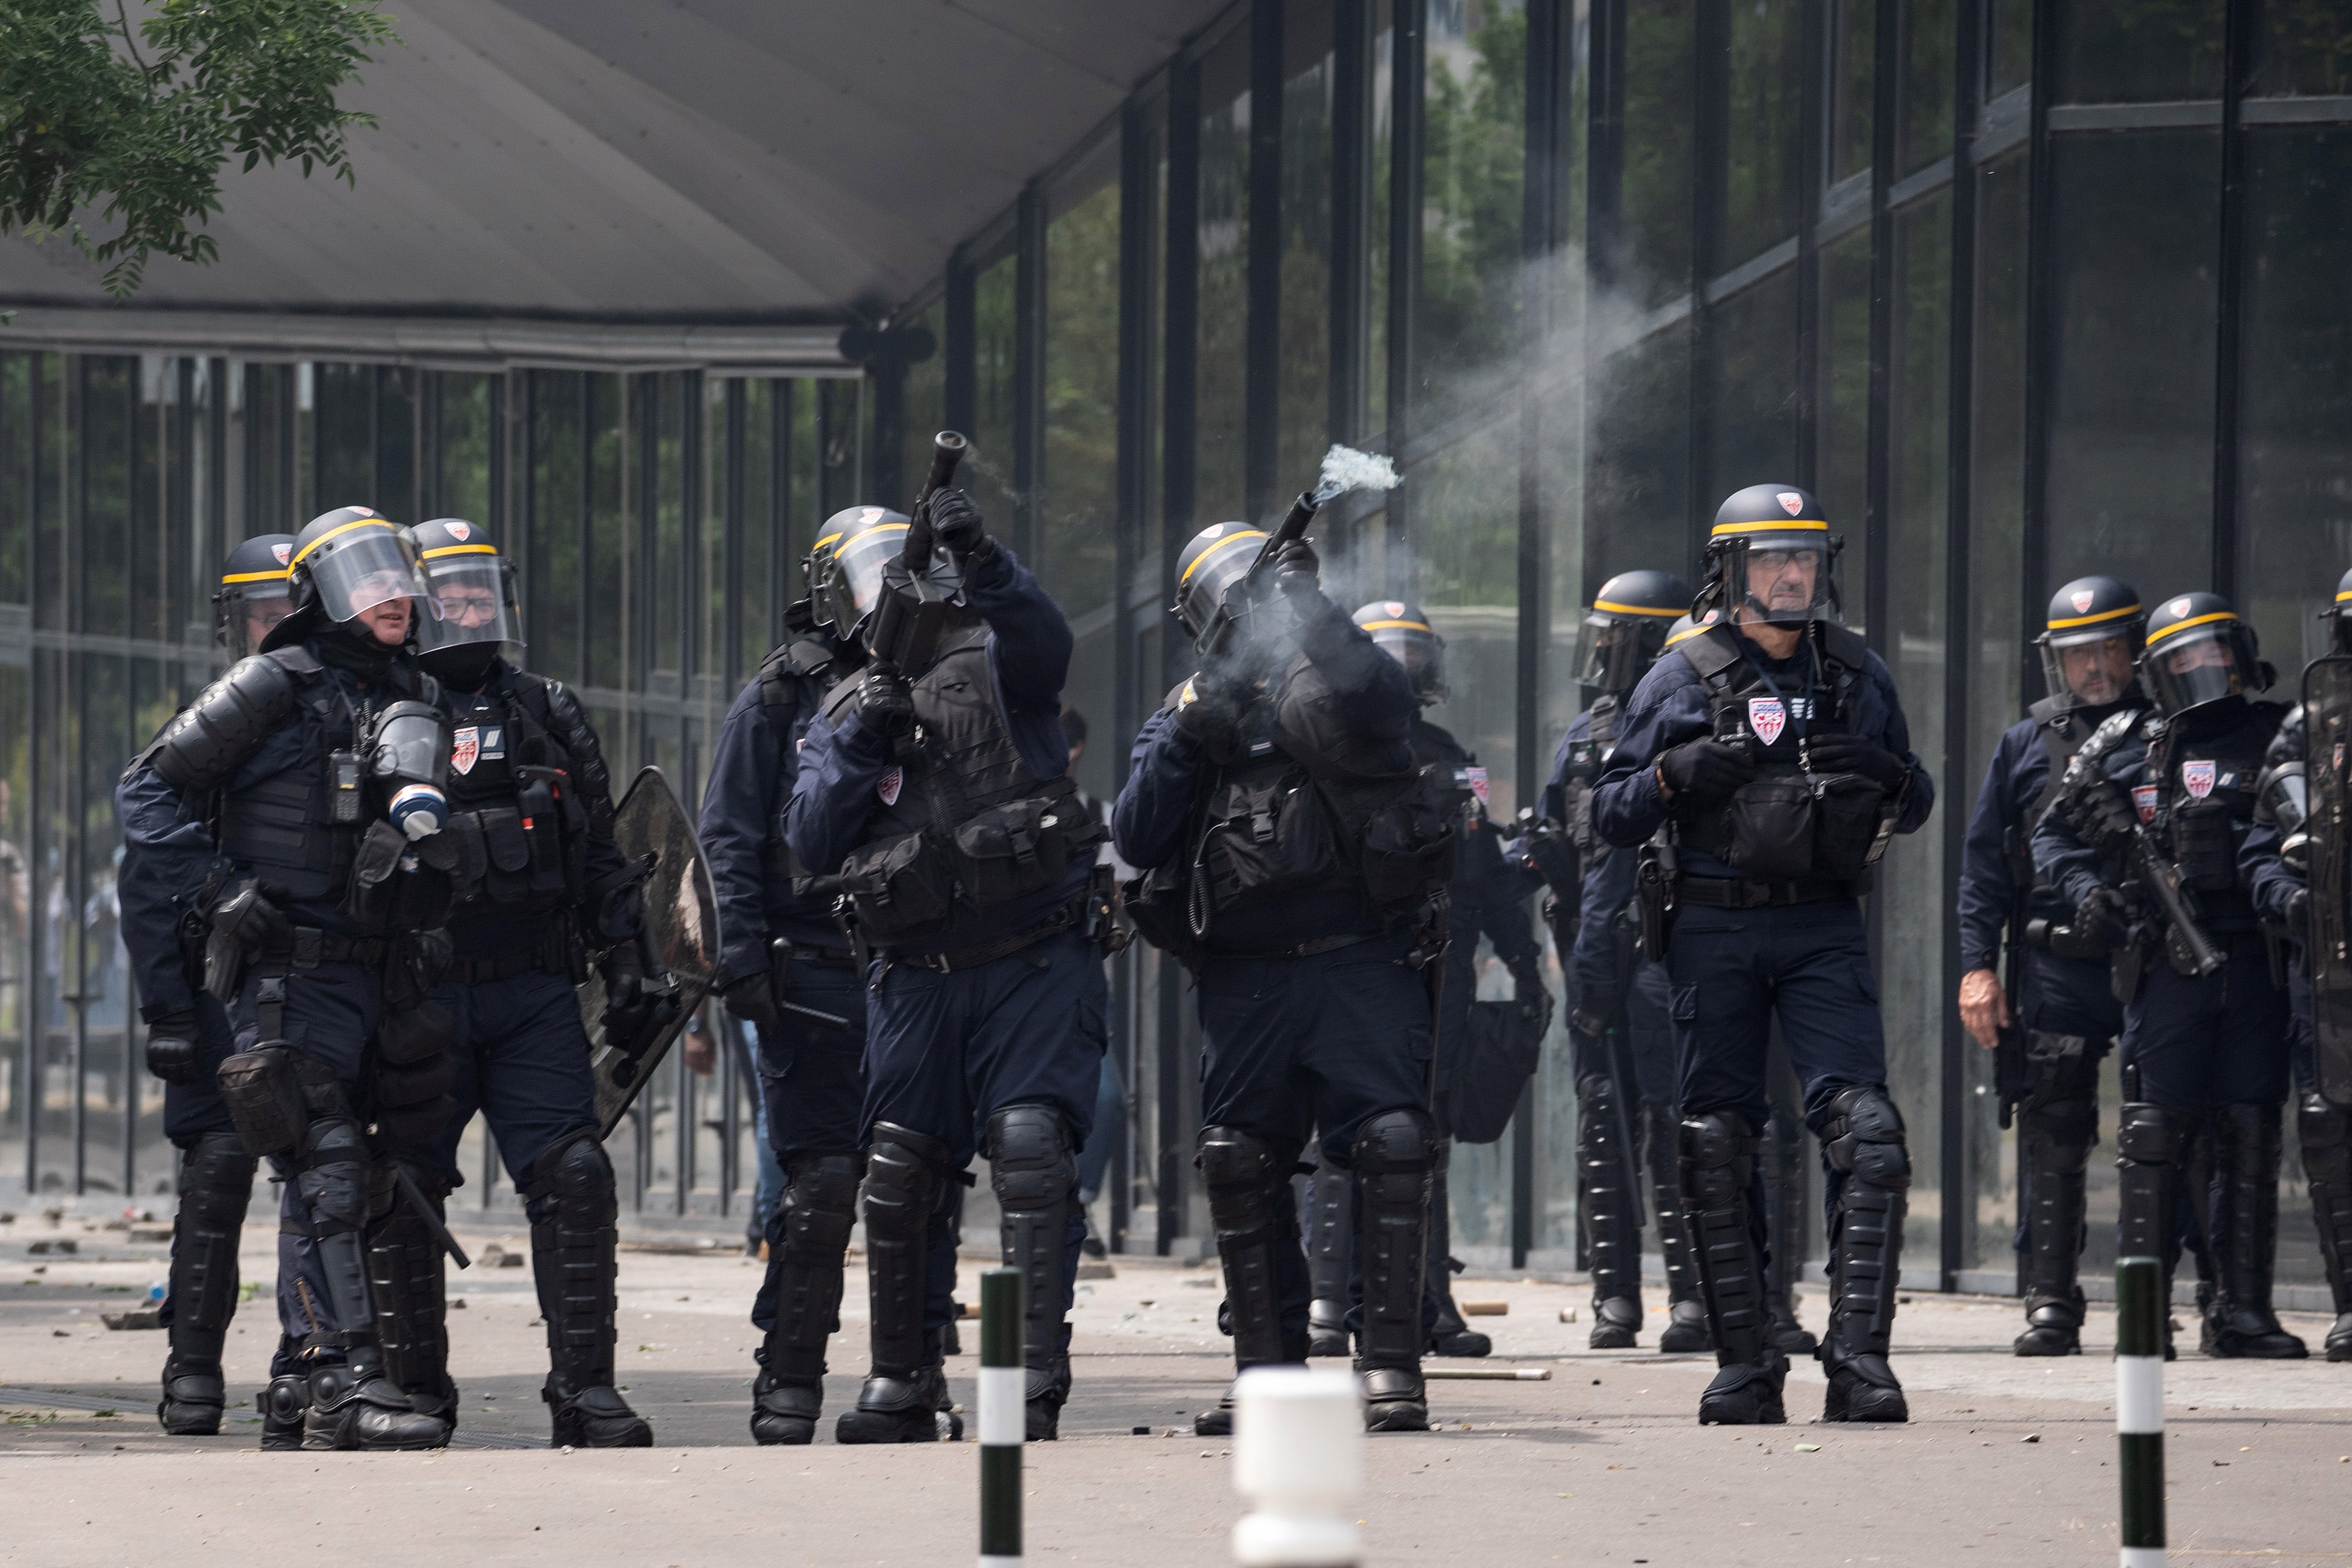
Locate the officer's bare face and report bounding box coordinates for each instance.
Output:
[437,587,502,630]
[352,594,413,646]
[243,602,288,651]
[1746,548,1821,612]
[2061,636,2134,704]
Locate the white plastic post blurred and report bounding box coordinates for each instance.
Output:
[1231,1366,1364,1568]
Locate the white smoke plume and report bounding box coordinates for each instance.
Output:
[1312,443,1405,505]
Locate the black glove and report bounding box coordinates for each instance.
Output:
[1657,739,1758,802]
[1805,733,1909,790]
[722,970,781,1032]
[210,882,291,953]
[1273,538,1322,601]
[2285,884,2311,933]
[1512,811,1581,895]
[1507,955,1554,1031]
[927,487,987,561]
[1174,670,1245,750]
[857,666,915,737]
[598,942,657,1045]
[2084,781,2140,844]
[142,1010,201,1086]
[2076,885,2133,948]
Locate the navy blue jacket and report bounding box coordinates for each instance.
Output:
[702,645,852,985]
[115,728,224,1020]
[1958,716,2059,974]
[1412,717,1540,969]
[1114,595,1419,950]
[785,543,1082,954]
[2239,702,2305,930]
[1590,624,1935,870]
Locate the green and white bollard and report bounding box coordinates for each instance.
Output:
[978,1267,1024,1568]
[2115,1256,2166,1567]
[1232,1366,1364,1567]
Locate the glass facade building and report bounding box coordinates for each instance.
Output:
[4,0,2349,1296]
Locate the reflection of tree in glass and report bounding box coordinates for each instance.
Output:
[1418,5,1524,417]
[1042,181,1120,609]
[2258,0,2352,95]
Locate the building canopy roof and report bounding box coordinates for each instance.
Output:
[0,0,1222,364]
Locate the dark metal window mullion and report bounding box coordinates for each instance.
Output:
[1581,0,1626,594]
[2210,0,2256,601]
[1688,0,1729,546]
[1016,186,1048,565]
[1245,0,1285,526]
[1384,0,1426,594]
[1795,0,1829,492]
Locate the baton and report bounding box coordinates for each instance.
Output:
[396,1164,472,1270]
[779,998,856,1032]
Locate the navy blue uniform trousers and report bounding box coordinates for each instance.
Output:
[860,929,1108,1338]
[417,968,601,1197]
[749,956,869,1335]
[2122,932,2290,1114]
[1196,929,1436,1343]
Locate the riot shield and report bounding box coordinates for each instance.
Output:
[582,767,722,1137]
[2304,657,2352,1105]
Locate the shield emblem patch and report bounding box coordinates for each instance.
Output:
[2171,596,2194,618]
[271,542,293,566]
[2183,759,2217,799]
[1747,696,1787,747]
[447,521,471,541]
[1462,766,1489,805]
[2071,590,2094,614]
[1777,492,1805,517]
[450,726,480,775]
[2134,784,2160,824]
[878,766,903,806]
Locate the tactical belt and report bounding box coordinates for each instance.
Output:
[1210,932,1380,962]
[1676,874,1854,910]
[880,897,1084,974]
[452,928,576,986]
[787,944,858,969]
[254,927,389,1037]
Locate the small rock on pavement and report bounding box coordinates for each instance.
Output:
[2021,1434,2040,1444]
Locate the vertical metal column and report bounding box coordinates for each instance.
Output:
[1245,0,1285,525]
[1581,0,1626,592]
[2209,0,2255,602]
[1014,187,1047,565]
[1383,0,1425,594]
[1330,0,1372,450]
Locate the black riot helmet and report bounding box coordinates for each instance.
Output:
[1700,483,1842,627]
[2141,591,2269,717]
[2034,574,2145,710]
[214,533,297,660]
[1352,600,1447,703]
[1173,523,1274,643]
[408,518,521,687]
[1573,569,1692,693]
[2319,566,2352,661]
[1663,607,1722,655]
[264,506,428,655]
[808,505,913,642]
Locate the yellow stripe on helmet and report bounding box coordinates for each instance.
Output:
[290,517,396,566]
[220,569,291,585]
[1358,618,1433,633]
[1710,518,1829,537]
[2045,602,2142,630]
[1593,598,1684,618]
[2145,609,2238,645]
[836,522,910,555]
[1179,530,1268,586]
[420,543,500,559]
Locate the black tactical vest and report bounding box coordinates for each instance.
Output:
[1672,622,1889,882]
[1557,695,1620,854]
[441,672,586,915]
[827,625,1101,942]
[755,635,842,884]
[2135,700,2287,898]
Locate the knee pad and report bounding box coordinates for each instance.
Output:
[1353,1108,1437,1214]
[2018,1091,2099,1169]
[1678,1110,1758,1203]
[781,1151,861,1257]
[985,1104,1076,1214]
[1197,1126,1296,1234]
[1821,1086,1912,1190]
[549,1134,616,1211]
[2116,1102,2193,1165]
[294,1117,375,1237]
[2298,1093,2350,1163]
[182,1130,257,1197]
[863,1122,954,1243]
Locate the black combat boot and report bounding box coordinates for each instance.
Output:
[749,1152,860,1445]
[159,1132,256,1435]
[2201,1103,2308,1360]
[258,1336,312,1451]
[1817,1087,1911,1424]
[1682,1112,1785,1424]
[1306,1169,1353,1357]
[839,1124,963,1445]
[1579,1074,1643,1348]
[530,1135,654,1446]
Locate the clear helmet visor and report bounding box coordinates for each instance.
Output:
[819,512,912,633]
[1573,611,1671,691]
[218,580,293,660]
[302,524,427,625]
[1364,626,1445,696]
[1175,529,1270,639]
[412,551,518,655]
[2143,621,2256,715]
[2036,627,2141,708]
[1722,529,1837,625]
[369,700,449,787]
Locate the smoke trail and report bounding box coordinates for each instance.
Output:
[1311,444,1404,505]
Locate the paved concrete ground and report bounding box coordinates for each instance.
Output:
[1,1208,2346,1566]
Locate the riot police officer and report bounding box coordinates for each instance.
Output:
[2238,565,2352,1361]
[1539,573,1720,1354]
[786,489,1112,1444]
[701,545,871,1445]
[1298,601,1546,1361]
[1591,485,1934,1425]
[400,518,657,1447]
[118,505,464,1450]
[114,534,295,1435]
[1114,524,1451,1437]
[1956,575,2148,1356]
[2034,592,2304,1359]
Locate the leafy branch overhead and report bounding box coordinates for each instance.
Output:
[0,0,395,297]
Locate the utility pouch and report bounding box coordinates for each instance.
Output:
[203,920,251,1005]
[375,998,455,1065]
[1201,776,1338,914]
[2171,801,2236,890]
[1810,771,1889,882]
[341,819,408,925]
[515,769,568,900]
[1634,839,1678,963]
[2111,935,2149,1007]
[1356,782,1458,912]
[838,831,956,940]
[217,1044,306,1157]
[1723,773,1818,881]
[948,795,1094,908]
[1123,859,1207,964]
[1085,861,1129,960]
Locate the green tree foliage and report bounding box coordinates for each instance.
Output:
[0,0,393,297]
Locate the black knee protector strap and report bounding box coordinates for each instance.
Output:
[1199,1125,1295,1237]
[2116,1102,2193,1165]
[1821,1086,1912,1190]
[862,1123,954,1243]
[781,1151,863,1261]
[2018,1090,2099,1170]
[294,1116,376,1236]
